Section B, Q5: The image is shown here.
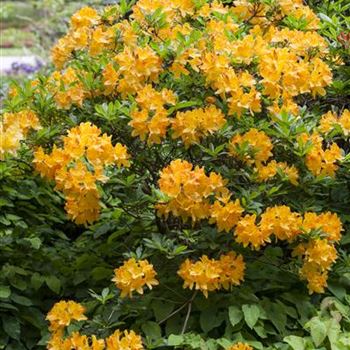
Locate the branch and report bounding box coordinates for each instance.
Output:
[181,290,198,334]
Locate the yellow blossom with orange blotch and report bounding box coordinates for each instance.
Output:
[234,214,271,250]
[260,205,302,241]
[112,258,159,298]
[156,159,227,222]
[106,330,143,350]
[178,252,245,298]
[171,105,226,147]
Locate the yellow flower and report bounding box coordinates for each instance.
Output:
[293,238,338,294]
[33,122,130,225]
[234,214,270,250]
[102,63,119,95]
[128,85,176,144]
[51,35,74,68]
[219,252,246,290]
[303,133,342,177]
[255,160,299,185]
[89,26,114,56]
[210,197,244,233]
[304,239,337,270]
[115,47,162,96]
[71,7,100,29]
[260,206,302,241]
[1,110,41,160]
[339,109,350,135]
[171,105,226,147]
[112,258,159,298]
[48,68,87,109]
[46,300,87,331]
[302,212,342,242]
[228,343,253,350]
[106,330,143,350]
[156,159,227,222]
[114,143,131,168]
[229,128,273,165]
[178,252,245,298]
[319,112,338,134]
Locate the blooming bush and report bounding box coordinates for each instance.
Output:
[0,0,349,349]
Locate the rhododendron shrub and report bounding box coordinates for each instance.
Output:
[1,0,349,349]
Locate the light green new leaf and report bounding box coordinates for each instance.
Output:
[242,304,260,329]
[228,306,243,327]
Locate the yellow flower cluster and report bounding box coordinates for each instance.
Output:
[156,159,230,222]
[51,6,112,68]
[172,105,226,147]
[301,133,343,177]
[178,252,245,298]
[210,196,244,233]
[232,0,319,29]
[48,68,87,109]
[47,300,143,350]
[45,0,333,124]
[155,155,343,294]
[229,128,273,165]
[0,110,41,159]
[230,129,299,184]
[234,206,342,251]
[235,214,271,250]
[293,239,338,294]
[235,207,342,294]
[114,46,163,96]
[105,330,144,350]
[200,54,262,117]
[47,300,87,332]
[255,161,299,185]
[228,343,253,350]
[260,49,332,115]
[129,85,177,144]
[112,258,159,298]
[319,109,350,136]
[302,211,343,242]
[33,122,130,225]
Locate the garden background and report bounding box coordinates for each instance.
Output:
[0,1,349,350]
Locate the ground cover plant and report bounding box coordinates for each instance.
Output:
[0,0,349,349]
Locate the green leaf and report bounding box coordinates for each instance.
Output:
[200,308,224,332]
[265,302,287,335]
[152,300,174,323]
[45,275,61,294]
[31,273,44,290]
[142,321,161,341]
[228,306,243,327]
[3,316,20,340]
[0,285,11,299]
[283,335,305,350]
[167,334,184,346]
[91,267,112,281]
[11,294,33,306]
[242,304,260,329]
[24,237,42,249]
[326,318,341,347]
[308,317,327,346]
